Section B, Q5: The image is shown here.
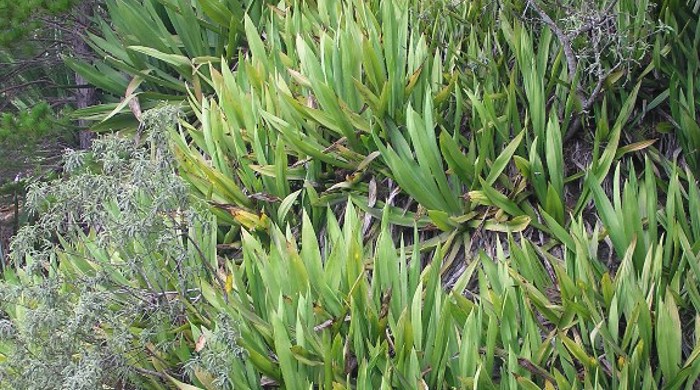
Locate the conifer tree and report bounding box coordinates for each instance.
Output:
[0,0,100,250]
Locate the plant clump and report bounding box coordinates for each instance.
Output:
[0,106,221,389]
[1,0,699,388]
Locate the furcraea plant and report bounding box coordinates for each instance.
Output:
[191,188,700,389]
[1,0,697,388]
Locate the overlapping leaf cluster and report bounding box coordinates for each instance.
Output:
[162,1,700,388]
[1,0,700,388]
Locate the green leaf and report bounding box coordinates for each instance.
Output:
[545,114,563,198]
[277,190,302,222]
[485,130,524,186]
[64,58,128,95]
[478,178,525,217]
[587,173,626,258]
[128,46,191,69]
[657,288,682,379]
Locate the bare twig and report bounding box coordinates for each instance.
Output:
[527,0,621,141]
[527,0,578,82]
[0,79,54,95]
[314,315,351,332]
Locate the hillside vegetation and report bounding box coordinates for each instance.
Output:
[1,0,699,389]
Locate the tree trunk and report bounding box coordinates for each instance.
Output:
[72,2,97,149]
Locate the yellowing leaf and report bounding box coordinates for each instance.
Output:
[225,273,233,294]
[211,203,269,230]
[165,374,205,390]
[479,215,531,232]
[615,139,657,158]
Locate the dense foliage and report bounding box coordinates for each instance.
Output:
[1,109,218,389]
[0,0,94,237]
[0,0,78,45]
[1,0,699,389]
